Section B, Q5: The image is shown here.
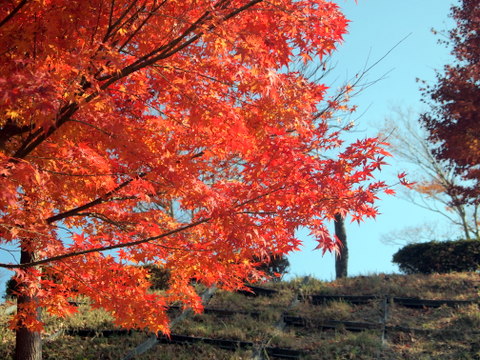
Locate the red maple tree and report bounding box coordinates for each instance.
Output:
[420,0,480,202]
[0,1,390,358]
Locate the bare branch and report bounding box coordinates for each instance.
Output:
[67,118,116,138]
[0,0,28,29]
[382,107,478,241]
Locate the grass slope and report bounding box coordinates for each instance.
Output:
[1,272,479,359]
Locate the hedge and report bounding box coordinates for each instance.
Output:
[392,239,480,274]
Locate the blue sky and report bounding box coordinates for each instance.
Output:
[287,0,457,280]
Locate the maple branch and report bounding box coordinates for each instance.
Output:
[235,185,285,209]
[223,0,262,21]
[314,35,410,122]
[49,261,116,305]
[115,1,147,34]
[99,13,211,85]
[99,0,263,87]
[90,0,104,46]
[118,2,159,52]
[0,223,50,239]
[117,0,172,53]
[0,246,17,263]
[0,217,211,269]
[9,5,151,159]
[0,120,34,150]
[73,212,133,230]
[148,241,212,253]
[103,0,140,42]
[5,1,260,161]
[46,173,146,224]
[38,169,130,177]
[240,211,277,216]
[44,150,204,223]
[0,184,287,269]
[154,64,234,87]
[0,0,28,28]
[13,102,79,159]
[67,118,116,138]
[8,0,263,160]
[108,0,115,30]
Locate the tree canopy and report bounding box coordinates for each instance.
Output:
[420,0,480,204]
[0,0,390,348]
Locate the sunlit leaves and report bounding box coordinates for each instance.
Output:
[0,0,390,334]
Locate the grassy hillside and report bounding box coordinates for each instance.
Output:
[1,272,479,359]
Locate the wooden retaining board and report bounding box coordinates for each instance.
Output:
[307,294,378,305]
[306,294,479,308]
[283,315,382,332]
[384,325,480,338]
[392,297,478,308]
[167,305,260,318]
[237,285,279,297]
[65,329,303,359]
[157,334,303,359]
[65,328,133,337]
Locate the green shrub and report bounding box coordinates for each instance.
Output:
[255,254,290,281]
[143,264,171,290]
[392,239,480,274]
[4,277,18,299]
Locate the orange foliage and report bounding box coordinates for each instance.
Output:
[0,0,389,333]
[413,180,446,198]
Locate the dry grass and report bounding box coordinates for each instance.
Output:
[0,272,479,359]
[297,272,480,299]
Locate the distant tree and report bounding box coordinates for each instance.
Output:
[420,0,480,206]
[381,222,458,246]
[382,108,479,242]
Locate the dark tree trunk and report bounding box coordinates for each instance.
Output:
[15,325,42,360]
[15,248,42,360]
[334,213,348,279]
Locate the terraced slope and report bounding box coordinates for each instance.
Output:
[0,272,479,359]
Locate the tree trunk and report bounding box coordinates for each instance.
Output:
[15,248,42,360]
[458,205,471,240]
[15,325,42,360]
[334,213,348,279]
